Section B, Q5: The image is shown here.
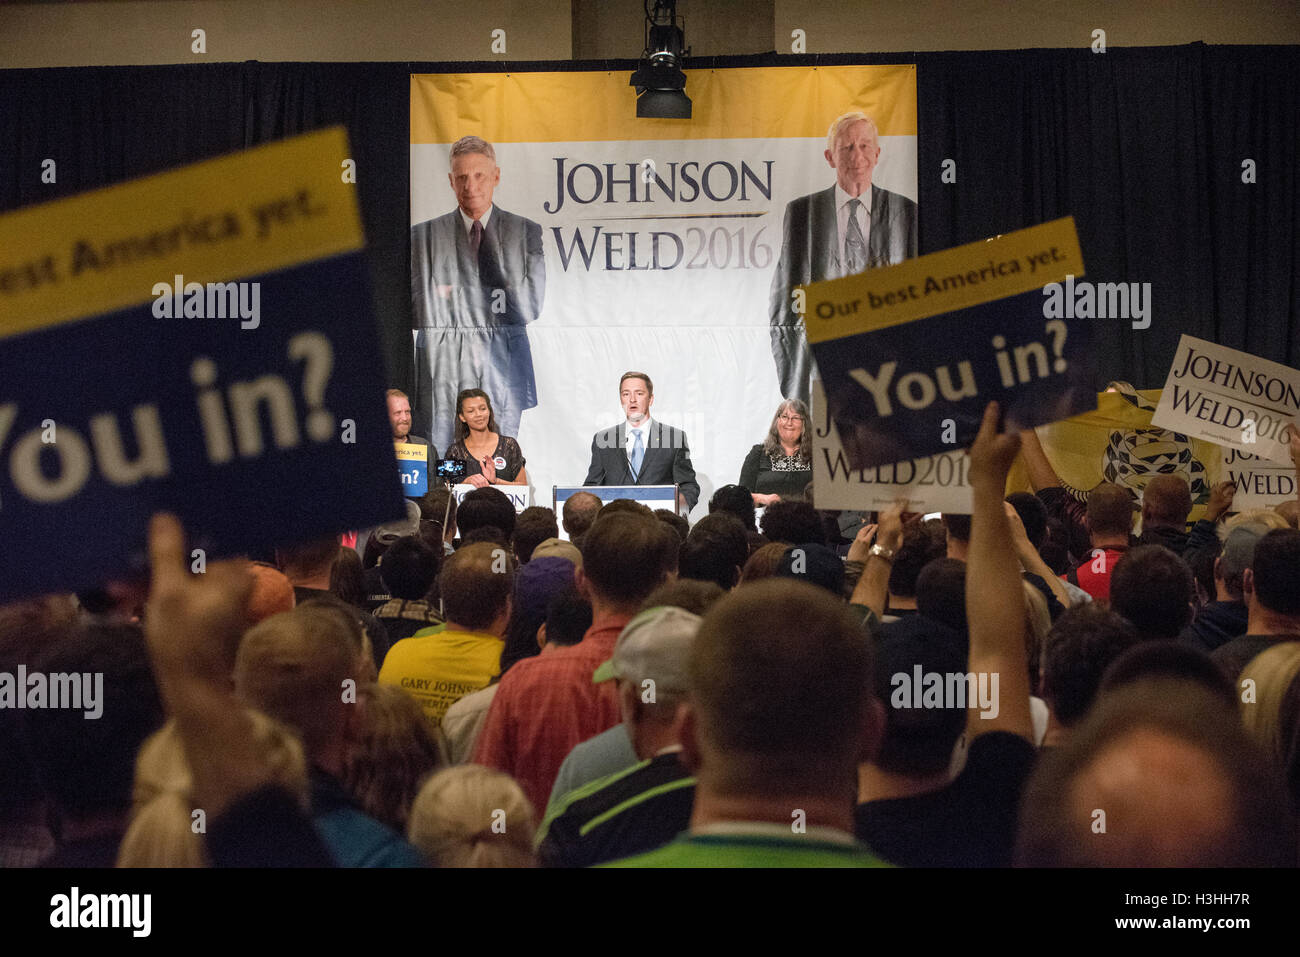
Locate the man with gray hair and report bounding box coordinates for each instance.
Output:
[769,110,919,404]
[411,135,546,451]
[535,606,701,867]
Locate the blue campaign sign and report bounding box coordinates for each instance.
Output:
[806,218,1097,469]
[395,443,429,497]
[0,129,407,602]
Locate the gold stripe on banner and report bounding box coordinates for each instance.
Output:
[804,217,1085,345]
[0,127,363,341]
[394,443,429,462]
[410,65,917,144]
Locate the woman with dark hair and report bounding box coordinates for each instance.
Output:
[739,399,812,506]
[445,389,528,488]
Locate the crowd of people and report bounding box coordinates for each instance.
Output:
[2,401,1299,868]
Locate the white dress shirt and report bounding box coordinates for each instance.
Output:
[458,203,495,235]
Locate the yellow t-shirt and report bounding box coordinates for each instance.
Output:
[378,627,504,726]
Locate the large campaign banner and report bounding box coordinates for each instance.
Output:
[410,66,917,516]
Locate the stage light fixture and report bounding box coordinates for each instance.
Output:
[629,0,691,119]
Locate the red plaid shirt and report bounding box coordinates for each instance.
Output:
[472,613,630,814]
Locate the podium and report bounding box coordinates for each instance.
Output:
[553,485,681,538]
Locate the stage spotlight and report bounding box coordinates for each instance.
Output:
[629,0,691,119]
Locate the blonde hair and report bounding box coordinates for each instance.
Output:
[1022,581,1051,694]
[1223,509,1290,537]
[827,111,878,153]
[118,711,309,868]
[1239,643,1300,770]
[407,766,536,867]
[343,684,447,833]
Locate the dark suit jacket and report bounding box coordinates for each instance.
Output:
[584,421,700,510]
[769,182,918,329]
[410,205,546,443]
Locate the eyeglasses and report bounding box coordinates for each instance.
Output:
[777,414,804,423]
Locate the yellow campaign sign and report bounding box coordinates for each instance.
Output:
[394,442,429,463]
[0,127,363,341]
[410,65,917,144]
[804,217,1085,344]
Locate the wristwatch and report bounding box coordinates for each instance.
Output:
[869,543,896,562]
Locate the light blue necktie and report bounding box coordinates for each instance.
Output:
[629,428,644,481]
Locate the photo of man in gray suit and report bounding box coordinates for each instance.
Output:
[769,111,918,405]
[411,135,546,452]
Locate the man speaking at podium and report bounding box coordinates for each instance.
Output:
[584,372,700,513]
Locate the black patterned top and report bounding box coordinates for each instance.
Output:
[446,435,526,483]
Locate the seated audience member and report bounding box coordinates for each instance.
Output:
[883,521,947,619]
[654,509,690,543]
[1099,640,1237,710]
[708,484,758,532]
[856,404,1036,867]
[408,766,536,868]
[1063,482,1133,602]
[283,536,390,668]
[342,684,446,834]
[235,606,424,867]
[1180,480,1237,575]
[679,513,749,591]
[0,595,79,867]
[942,513,972,560]
[605,580,887,867]
[1108,545,1194,641]
[740,399,813,507]
[297,594,382,683]
[141,516,337,868]
[543,579,722,813]
[1239,643,1300,814]
[1137,474,1193,554]
[373,535,444,645]
[418,487,458,554]
[513,506,560,563]
[1179,525,1263,653]
[119,709,308,868]
[25,623,165,867]
[474,514,679,813]
[378,543,515,726]
[537,607,702,868]
[775,542,845,598]
[1017,428,1093,565]
[1211,529,1300,680]
[562,491,603,544]
[1015,680,1295,866]
[915,558,968,638]
[1038,606,1140,748]
[759,500,827,546]
[441,558,581,764]
[738,542,790,584]
[359,500,423,571]
[329,546,367,609]
[530,537,583,568]
[456,486,518,543]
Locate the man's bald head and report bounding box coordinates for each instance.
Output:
[1274,499,1299,529]
[1015,679,1294,866]
[562,491,603,540]
[1087,482,1134,540]
[1141,475,1192,530]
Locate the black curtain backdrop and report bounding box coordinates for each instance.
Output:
[2,45,1297,395]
